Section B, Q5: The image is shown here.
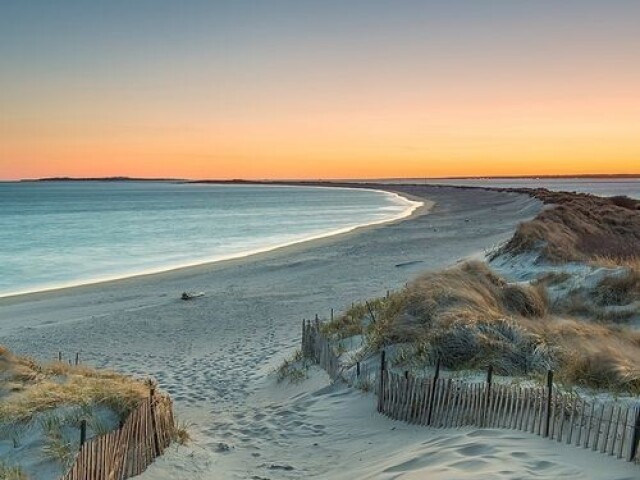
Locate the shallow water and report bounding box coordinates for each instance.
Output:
[0,182,416,296]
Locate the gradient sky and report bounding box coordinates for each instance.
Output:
[1,1,639,180]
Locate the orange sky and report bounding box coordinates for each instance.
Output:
[1,2,639,180]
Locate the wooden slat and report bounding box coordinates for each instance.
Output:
[519,388,530,432]
[593,404,605,452]
[618,406,629,459]
[609,405,622,456]
[536,387,545,436]
[473,383,481,426]
[584,402,595,449]
[432,378,444,427]
[450,382,461,427]
[509,386,518,428]
[557,395,566,443]
[420,378,431,425]
[413,378,424,425]
[461,382,471,427]
[549,393,557,439]
[487,384,498,428]
[602,404,615,454]
[501,386,512,429]
[567,396,577,445]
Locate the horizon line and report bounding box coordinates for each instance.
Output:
[5,173,640,183]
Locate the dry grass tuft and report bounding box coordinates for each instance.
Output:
[275,349,310,384]
[532,271,572,286]
[594,269,640,306]
[172,418,191,445]
[0,461,27,480]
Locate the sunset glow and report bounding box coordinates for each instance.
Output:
[1,1,639,180]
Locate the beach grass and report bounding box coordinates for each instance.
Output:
[276,349,311,384]
[500,190,640,263]
[0,347,149,425]
[0,461,27,480]
[323,260,640,394]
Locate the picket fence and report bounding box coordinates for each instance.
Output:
[301,318,640,464]
[60,387,175,480]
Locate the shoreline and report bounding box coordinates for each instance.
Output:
[0,186,429,303]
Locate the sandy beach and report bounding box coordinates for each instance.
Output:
[1,185,637,479]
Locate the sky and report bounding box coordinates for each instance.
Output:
[1,1,639,180]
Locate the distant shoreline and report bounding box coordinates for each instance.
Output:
[6,173,640,183]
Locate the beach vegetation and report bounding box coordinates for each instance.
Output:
[172,418,191,445]
[500,190,640,263]
[0,354,149,424]
[532,271,572,286]
[0,346,159,476]
[323,260,640,394]
[41,413,75,470]
[0,461,27,480]
[276,349,311,384]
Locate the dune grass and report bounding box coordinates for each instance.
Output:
[500,190,640,263]
[0,347,149,425]
[0,461,27,480]
[549,256,640,324]
[275,349,312,384]
[323,261,640,394]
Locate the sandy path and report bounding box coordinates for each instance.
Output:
[4,186,634,478]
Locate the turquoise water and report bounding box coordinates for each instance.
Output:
[0,182,418,296]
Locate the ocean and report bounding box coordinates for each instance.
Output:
[0,182,419,297]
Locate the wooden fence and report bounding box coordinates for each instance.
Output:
[61,387,175,480]
[302,319,640,464]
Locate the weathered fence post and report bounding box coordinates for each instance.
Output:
[79,419,86,449]
[356,361,361,378]
[58,351,62,362]
[427,358,441,426]
[377,350,386,413]
[483,365,493,427]
[75,352,79,365]
[544,370,554,438]
[301,319,306,355]
[629,406,640,462]
[331,308,334,322]
[149,385,161,456]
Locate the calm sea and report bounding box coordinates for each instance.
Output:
[0,182,418,297]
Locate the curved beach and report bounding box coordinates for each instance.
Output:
[1,185,637,479]
[0,184,421,299]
